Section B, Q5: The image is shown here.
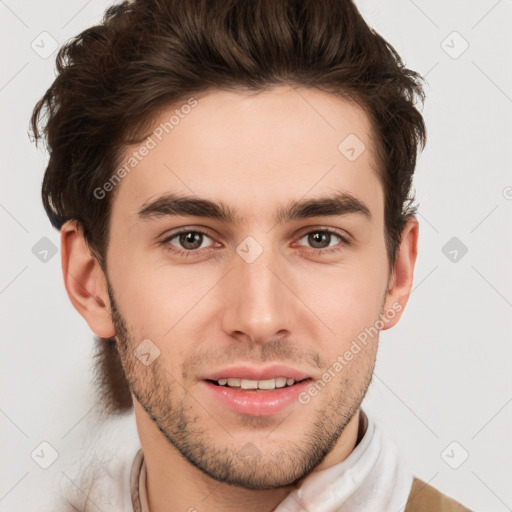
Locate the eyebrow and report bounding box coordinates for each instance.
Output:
[136,191,372,225]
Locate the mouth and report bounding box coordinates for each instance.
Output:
[199,365,313,416]
[206,376,311,390]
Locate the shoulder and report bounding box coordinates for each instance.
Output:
[56,443,141,512]
[404,477,474,512]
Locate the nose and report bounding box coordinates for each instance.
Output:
[220,244,295,345]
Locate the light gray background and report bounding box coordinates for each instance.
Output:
[1,0,511,511]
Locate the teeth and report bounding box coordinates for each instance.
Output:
[257,379,276,390]
[275,377,287,388]
[216,377,297,389]
[241,379,259,389]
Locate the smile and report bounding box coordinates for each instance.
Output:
[202,376,312,416]
[209,377,306,390]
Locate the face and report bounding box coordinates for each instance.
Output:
[104,85,394,489]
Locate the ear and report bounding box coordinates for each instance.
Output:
[381,215,419,330]
[60,220,115,338]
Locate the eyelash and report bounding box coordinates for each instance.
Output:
[159,228,351,258]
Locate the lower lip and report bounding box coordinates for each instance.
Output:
[201,379,311,417]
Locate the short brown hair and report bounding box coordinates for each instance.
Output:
[31,0,426,415]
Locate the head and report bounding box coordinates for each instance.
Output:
[31,0,425,491]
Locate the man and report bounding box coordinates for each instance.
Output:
[31,0,473,510]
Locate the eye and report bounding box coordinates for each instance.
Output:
[160,229,216,256]
[297,229,350,254]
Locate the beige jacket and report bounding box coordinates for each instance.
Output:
[404,477,473,512]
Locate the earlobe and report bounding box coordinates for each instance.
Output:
[60,220,115,338]
[381,216,419,330]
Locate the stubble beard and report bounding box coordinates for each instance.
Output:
[106,280,376,490]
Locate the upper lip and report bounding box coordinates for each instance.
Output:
[201,364,311,382]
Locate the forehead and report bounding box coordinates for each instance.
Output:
[111,85,383,226]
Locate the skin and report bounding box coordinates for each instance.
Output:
[61,85,418,512]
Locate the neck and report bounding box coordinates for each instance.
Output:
[136,405,365,512]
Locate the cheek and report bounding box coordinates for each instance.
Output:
[296,260,387,339]
[109,257,221,364]
[296,234,388,337]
